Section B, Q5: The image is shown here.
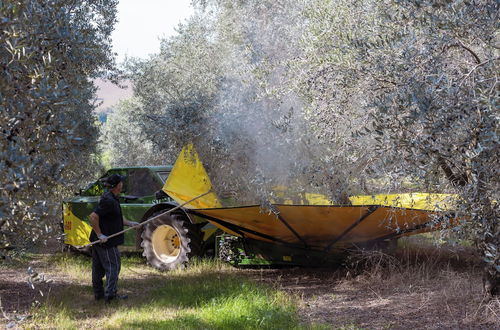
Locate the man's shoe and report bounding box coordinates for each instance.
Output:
[94,294,104,301]
[105,294,128,303]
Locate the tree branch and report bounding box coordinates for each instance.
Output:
[442,41,481,64]
[437,156,468,187]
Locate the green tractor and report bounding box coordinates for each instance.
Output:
[62,166,219,270]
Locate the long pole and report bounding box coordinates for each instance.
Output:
[77,191,211,249]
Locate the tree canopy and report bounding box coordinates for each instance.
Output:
[104,0,498,292]
[0,0,118,248]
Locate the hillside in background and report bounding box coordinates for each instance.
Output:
[94,78,133,121]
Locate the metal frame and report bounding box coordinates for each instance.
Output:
[265,204,309,248]
[190,206,384,254]
[191,205,443,258]
[373,221,431,241]
[324,205,379,252]
[188,210,295,247]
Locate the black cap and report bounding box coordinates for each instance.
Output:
[104,174,125,188]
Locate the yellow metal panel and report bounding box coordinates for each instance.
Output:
[197,206,370,247]
[304,192,335,205]
[63,204,92,246]
[162,144,461,250]
[163,144,221,209]
[340,207,430,243]
[198,206,292,243]
[349,193,458,211]
[195,205,455,249]
[276,205,370,245]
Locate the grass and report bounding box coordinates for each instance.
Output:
[26,255,313,329]
[6,238,498,328]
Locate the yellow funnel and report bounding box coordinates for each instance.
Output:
[163,144,221,209]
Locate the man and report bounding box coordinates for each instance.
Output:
[89,174,139,303]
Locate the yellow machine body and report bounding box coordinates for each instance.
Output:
[163,145,459,249]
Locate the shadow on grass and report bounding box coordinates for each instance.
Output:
[120,305,300,330]
[123,314,212,329]
[34,264,302,329]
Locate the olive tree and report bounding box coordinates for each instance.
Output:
[102,97,165,167]
[119,0,499,294]
[300,0,499,295]
[0,0,117,250]
[124,0,356,203]
[124,13,223,156]
[371,0,499,297]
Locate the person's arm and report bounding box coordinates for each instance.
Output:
[123,219,140,227]
[89,212,102,235]
[90,212,107,242]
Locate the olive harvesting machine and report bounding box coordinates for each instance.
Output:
[63,145,459,270]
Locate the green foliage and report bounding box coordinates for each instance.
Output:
[124,13,225,155]
[101,98,165,167]
[301,0,499,282]
[0,0,117,250]
[113,1,356,204]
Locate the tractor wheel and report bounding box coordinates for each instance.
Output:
[141,210,202,271]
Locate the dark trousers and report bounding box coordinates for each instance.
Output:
[91,245,121,298]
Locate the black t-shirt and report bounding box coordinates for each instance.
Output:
[89,191,124,247]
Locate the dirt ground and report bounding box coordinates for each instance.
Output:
[0,253,61,327]
[1,245,499,329]
[0,267,33,317]
[247,267,499,329]
[244,245,500,329]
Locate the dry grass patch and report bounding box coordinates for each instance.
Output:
[246,240,500,329]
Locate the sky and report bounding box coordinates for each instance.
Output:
[96,0,194,111]
[112,0,194,63]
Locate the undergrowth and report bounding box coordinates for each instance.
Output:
[339,238,499,326]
